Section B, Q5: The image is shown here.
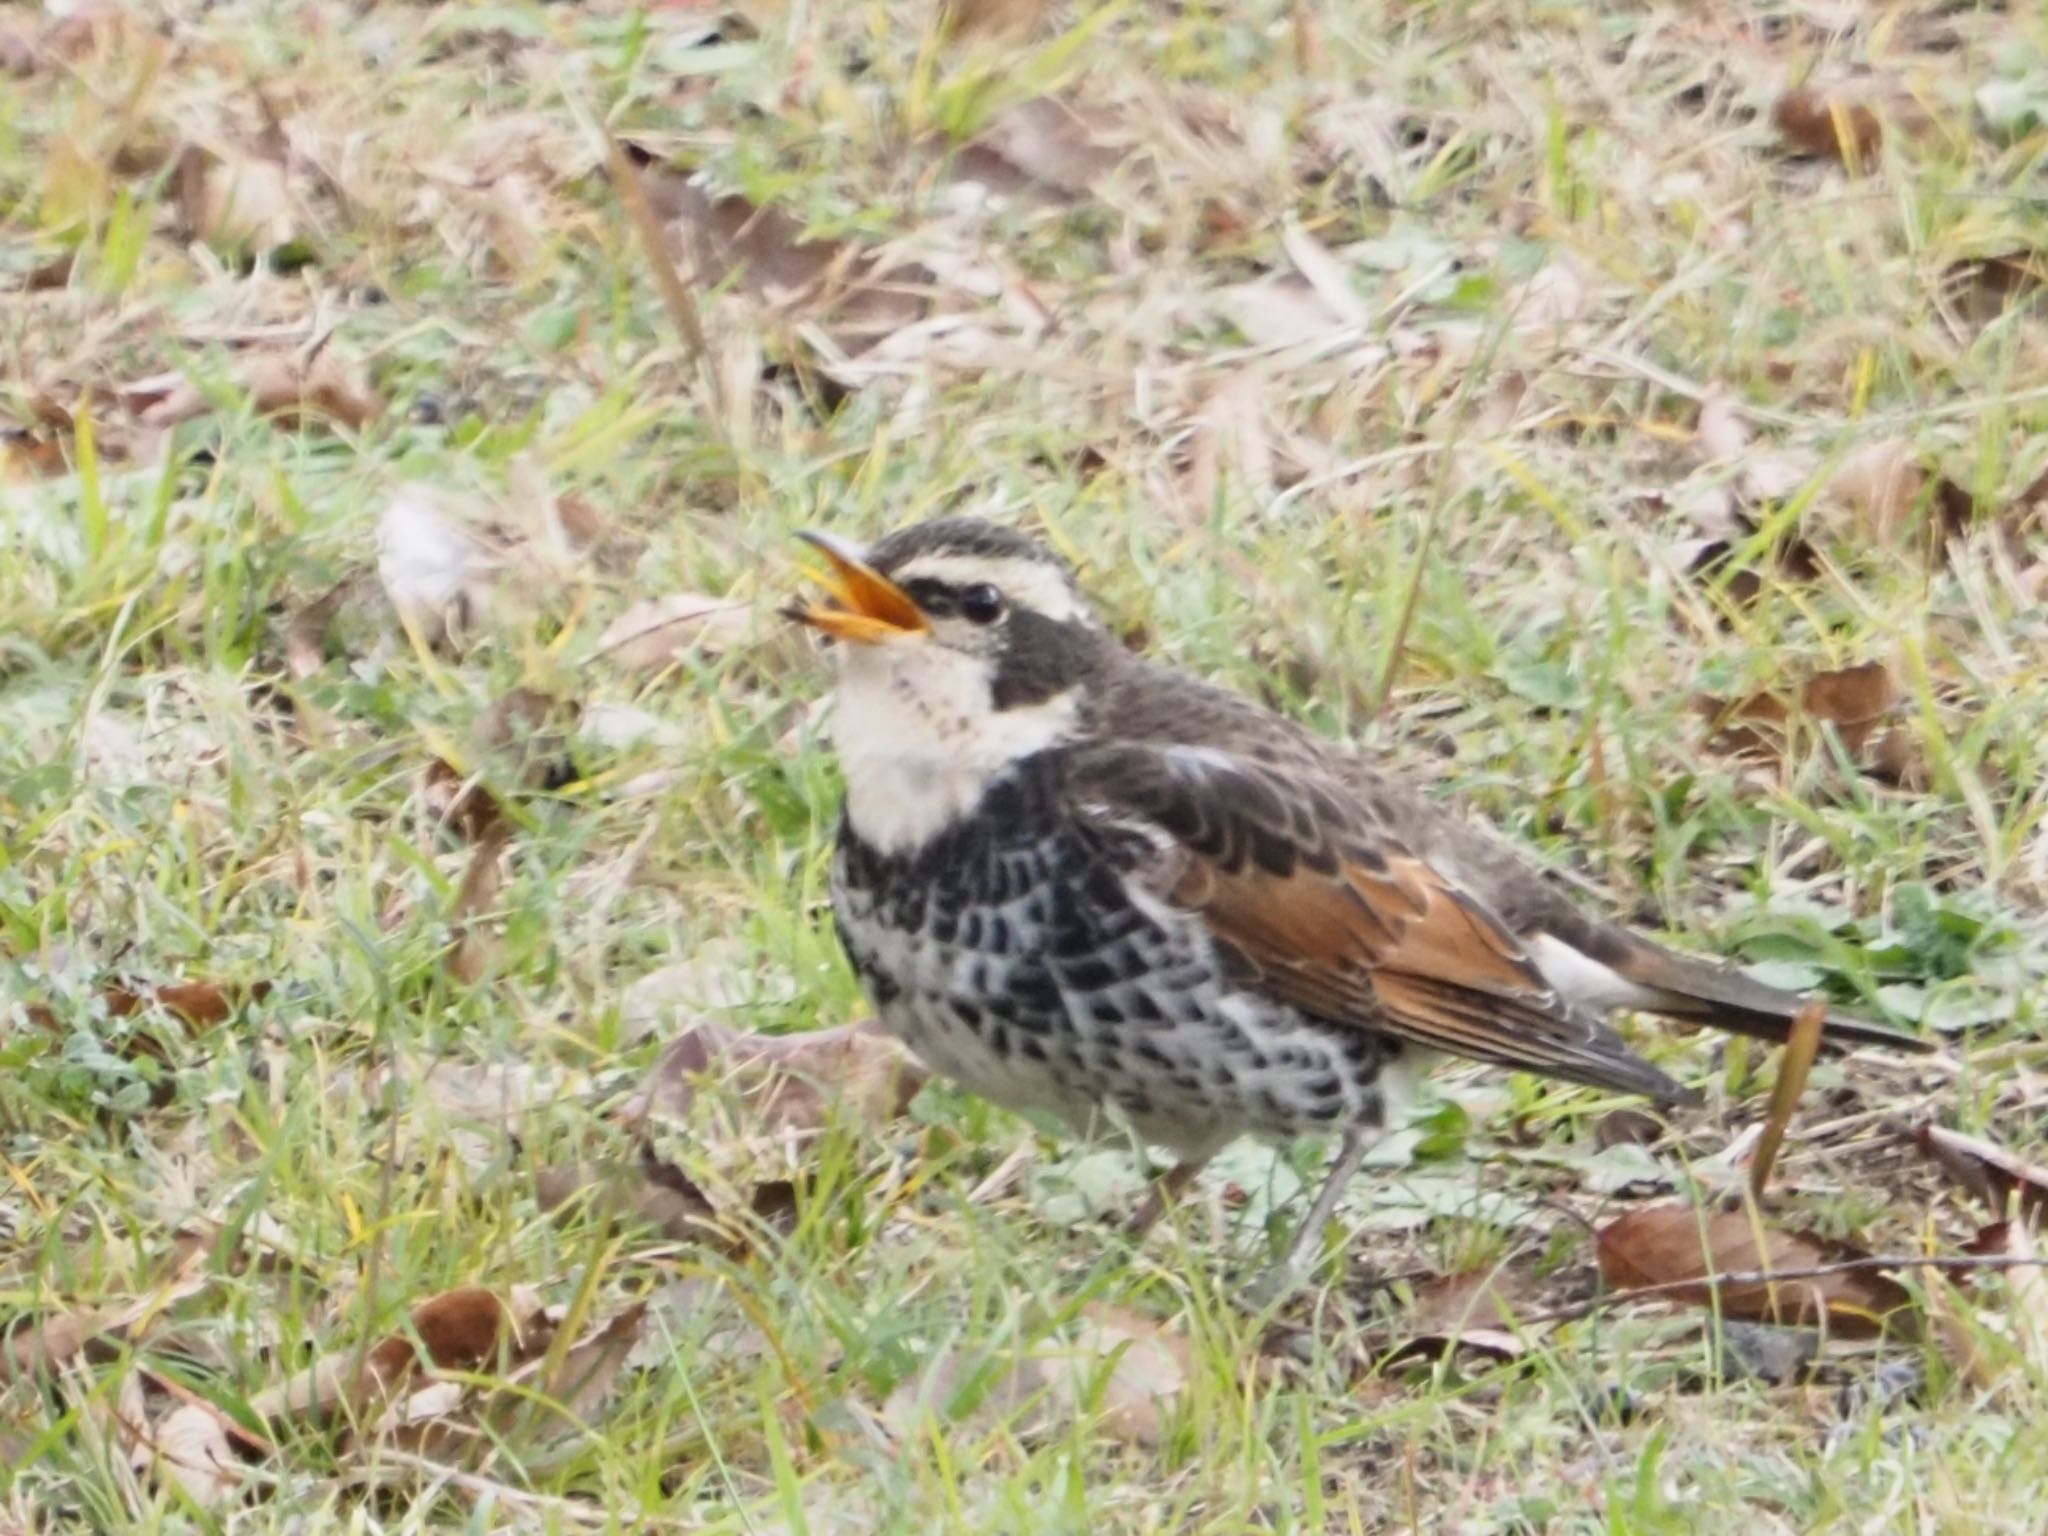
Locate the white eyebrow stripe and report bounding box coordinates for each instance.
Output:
[890,554,1093,624]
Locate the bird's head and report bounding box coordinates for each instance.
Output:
[789,518,1117,847]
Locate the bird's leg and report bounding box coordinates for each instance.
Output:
[1246,1128,1372,1308]
[1126,1157,1207,1239]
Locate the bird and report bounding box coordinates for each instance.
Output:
[787,516,1931,1301]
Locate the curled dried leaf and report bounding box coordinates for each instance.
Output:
[1916,1125,2048,1226]
[1772,88,1883,168]
[143,1400,242,1508]
[1385,1266,1529,1361]
[645,173,931,351]
[1595,1200,1910,1335]
[1697,661,1922,782]
[535,1155,796,1251]
[445,828,510,984]
[883,1303,1188,1449]
[174,145,299,254]
[623,1017,926,1135]
[1943,251,2046,327]
[940,0,1053,42]
[595,593,755,671]
[136,349,379,432]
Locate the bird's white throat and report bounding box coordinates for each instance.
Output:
[828,641,1079,856]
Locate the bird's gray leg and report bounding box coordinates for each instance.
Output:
[1126,1157,1207,1238]
[1246,1128,1372,1307]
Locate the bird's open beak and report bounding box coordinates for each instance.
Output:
[790,532,930,644]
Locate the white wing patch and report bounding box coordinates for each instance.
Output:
[1529,933,1662,1012]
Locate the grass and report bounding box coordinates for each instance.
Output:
[4,0,2048,1529]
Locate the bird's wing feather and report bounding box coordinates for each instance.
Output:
[1068,742,1694,1103]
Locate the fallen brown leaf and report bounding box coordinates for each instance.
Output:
[1821,441,1977,554]
[940,0,1052,42]
[363,1286,536,1387]
[1943,251,2045,327]
[1695,389,1750,462]
[0,20,37,75]
[24,978,271,1047]
[1697,661,1922,783]
[883,1303,1188,1448]
[375,1302,649,1462]
[135,348,379,432]
[102,978,270,1028]
[622,1016,926,1136]
[949,98,1125,204]
[141,1399,241,1508]
[173,145,299,255]
[445,824,510,984]
[1595,1200,1910,1335]
[533,1154,798,1251]
[425,687,580,842]
[594,592,755,672]
[1937,1222,2048,1391]
[1772,88,1883,168]
[2,1235,219,1386]
[644,171,931,352]
[1996,1222,2048,1376]
[423,757,510,844]
[1915,1124,2048,1226]
[1385,1266,1528,1361]
[253,1285,549,1429]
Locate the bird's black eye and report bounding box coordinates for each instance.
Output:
[960,583,1005,625]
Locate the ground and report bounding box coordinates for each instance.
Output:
[4,0,2048,1530]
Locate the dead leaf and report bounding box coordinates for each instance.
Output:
[1773,88,1883,169]
[2,1236,219,1385]
[884,1304,1187,1448]
[378,1302,648,1462]
[174,145,298,254]
[533,1154,801,1252]
[622,1017,926,1135]
[103,979,270,1027]
[1069,1304,1189,1446]
[251,1285,549,1435]
[140,1399,243,1508]
[1936,1221,2048,1391]
[1695,390,1750,462]
[24,978,271,1052]
[940,0,1052,42]
[595,593,755,671]
[472,685,581,782]
[423,757,509,844]
[0,21,37,76]
[363,1286,538,1388]
[1386,1266,1528,1361]
[536,1157,725,1247]
[1944,251,2045,327]
[1993,1221,2048,1376]
[644,171,930,350]
[445,825,510,984]
[133,348,378,432]
[951,98,1125,204]
[1595,1200,1910,1335]
[1821,441,1977,554]
[1915,1125,2048,1226]
[1697,661,1920,782]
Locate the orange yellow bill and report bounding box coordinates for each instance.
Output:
[793,532,930,643]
